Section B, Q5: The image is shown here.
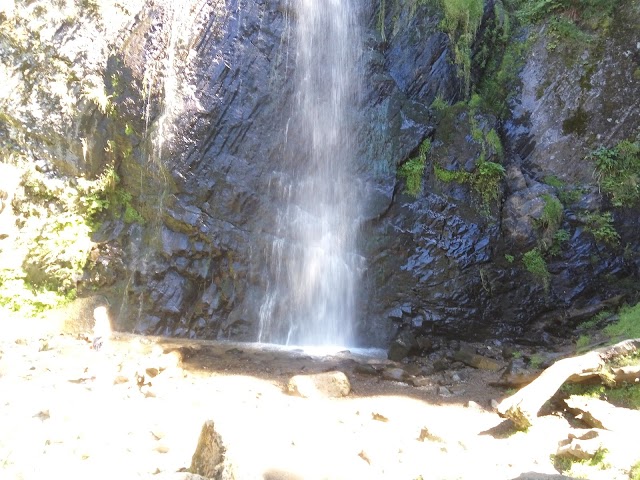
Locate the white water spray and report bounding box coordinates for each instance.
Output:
[259,0,363,347]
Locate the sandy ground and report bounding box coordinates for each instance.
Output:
[0,320,636,480]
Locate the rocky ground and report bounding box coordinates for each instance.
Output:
[1,318,638,480]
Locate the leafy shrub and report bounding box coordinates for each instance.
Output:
[583,211,619,246]
[522,248,550,290]
[431,95,449,112]
[538,194,563,230]
[590,140,640,207]
[398,139,431,196]
[576,334,591,351]
[434,164,471,184]
[543,175,564,189]
[434,157,504,211]
[548,228,570,256]
[472,159,505,206]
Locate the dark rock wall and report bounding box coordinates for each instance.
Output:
[3,0,637,348]
[106,0,639,347]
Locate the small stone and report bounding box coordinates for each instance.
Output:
[113,375,129,385]
[358,450,371,465]
[410,377,431,388]
[287,371,351,398]
[381,367,407,382]
[372,412,389,422]
[452,350,501,371]
[490,399,500,411]
[33,410,50,420]
[418,427,443,443]
[438,386,452,397]
[154,445,170,454]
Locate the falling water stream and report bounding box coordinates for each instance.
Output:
[258,0,363,347]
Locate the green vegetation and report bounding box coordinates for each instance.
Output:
[579,310,611,330]
[543,175,564,189]
[562,381,640,411]
[472,158,506,206]
[567,303,640,411]
[604,302,640,340]
[631,460,640,480]
[542,175,586,205]
[434,164,471,184]
[548,228,570,256]
[431,95,506,212]
[522,248,550,291]
[481,40,527,116]
[398,139,431,196]
[434,157,504,211]
[430,95,450,112]
[590,139,640,207]
[438,0,484,95]
[583,211,620,246]
[0,160,143,317]
[538,194,563,230]
[485,128,503,158]
[505,254,515,263]
[517,0,618,25]
[529,353,544,369]
[576,334,591,351]
[552,448,611,478]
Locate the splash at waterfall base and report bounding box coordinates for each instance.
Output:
[4,320,638,480]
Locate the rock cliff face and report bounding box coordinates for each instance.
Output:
[1,0,638,350]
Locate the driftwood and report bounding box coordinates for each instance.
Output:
[497,338,640,430]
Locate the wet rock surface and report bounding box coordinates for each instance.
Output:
[1,0,639,352]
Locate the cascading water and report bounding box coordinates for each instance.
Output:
[258,0,363,347]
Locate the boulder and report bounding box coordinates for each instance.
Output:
[452,350,501,371]
[190,420,226,479]
[502,183,556,247]
[286,371,351,398]
[387,329,418,361]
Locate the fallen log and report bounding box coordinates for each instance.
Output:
[497,338,640,430]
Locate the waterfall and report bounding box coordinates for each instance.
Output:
[258,0,363,347]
